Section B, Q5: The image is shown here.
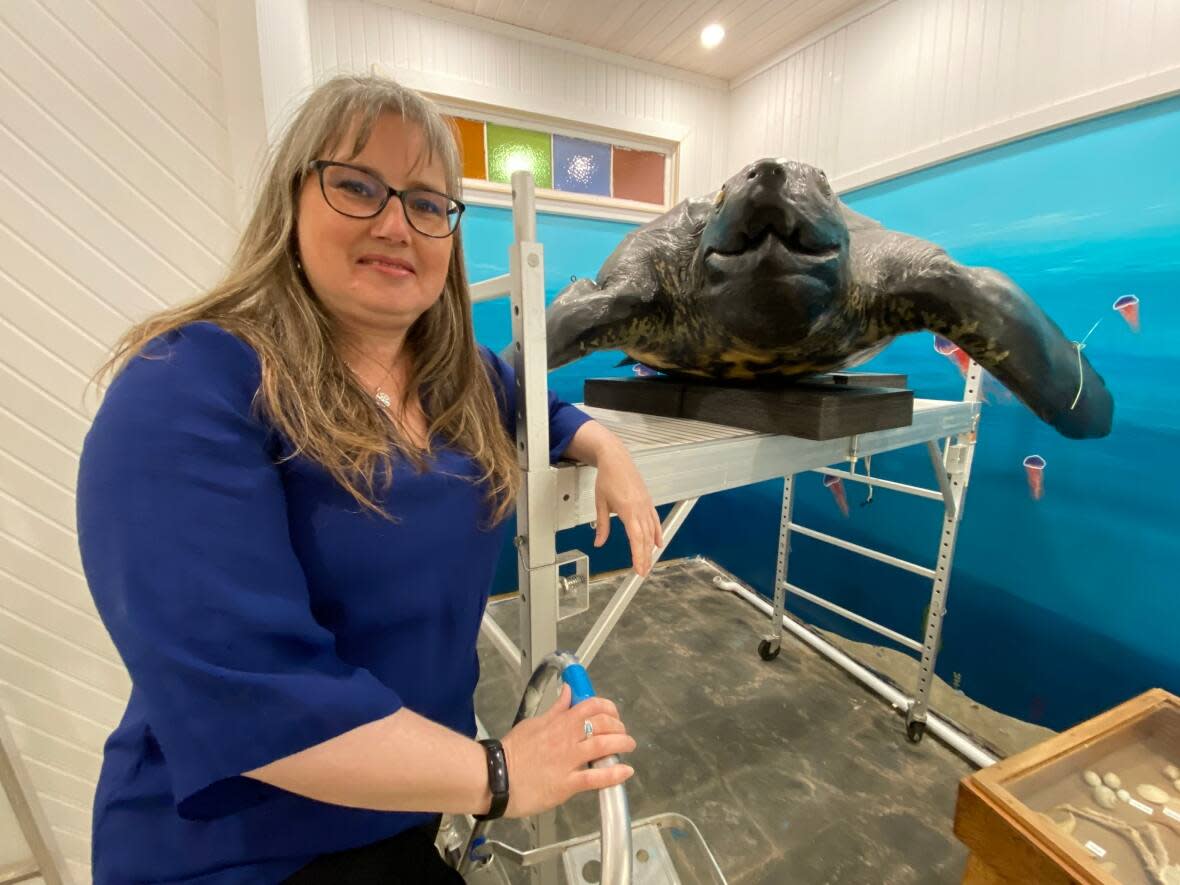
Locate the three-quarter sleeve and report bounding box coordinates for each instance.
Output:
[480,346,593,462]
[77,323,403,820]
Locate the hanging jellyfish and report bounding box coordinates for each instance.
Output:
[1023,455,1046,501]
[1113,294,1140,332]
[823,474,850,517]
[933,335,970,376]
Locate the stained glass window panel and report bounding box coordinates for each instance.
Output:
[552,134,611,196]
[447,116,487,181]
[486,123,552,189]
[612,147,666,205]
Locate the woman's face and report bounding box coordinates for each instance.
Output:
[297,113,454,340]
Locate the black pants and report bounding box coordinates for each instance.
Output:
[283,816,464,884]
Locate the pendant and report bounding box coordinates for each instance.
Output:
[375,390,391,409]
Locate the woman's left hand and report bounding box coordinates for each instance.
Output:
[592,446,663,576]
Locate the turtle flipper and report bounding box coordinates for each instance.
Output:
[546,276,659,370]
[874,249,1113,438]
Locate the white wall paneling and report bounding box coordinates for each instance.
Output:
[215,0,272,222]
[728,0,1180,193]
[310,0,732,202]
[0,0,243,879]
[256,0,316,144]
[216,0,320,221]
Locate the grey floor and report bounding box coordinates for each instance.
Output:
[472,558,984,885]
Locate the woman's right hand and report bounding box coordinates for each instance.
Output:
[499,683,637,819]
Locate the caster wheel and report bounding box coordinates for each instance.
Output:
[906,719,927,743]
[757,639,780,661]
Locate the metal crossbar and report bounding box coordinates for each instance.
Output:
[783,582,924,653]
[814,466,943,501]
[787,523,937,579]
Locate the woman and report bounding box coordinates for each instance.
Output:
[77,74,660,883]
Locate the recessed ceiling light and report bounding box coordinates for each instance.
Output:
[700,23,725,49]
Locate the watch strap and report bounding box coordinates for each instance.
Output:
[473,738,509,821]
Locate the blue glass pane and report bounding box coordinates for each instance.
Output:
[553,134,611,196]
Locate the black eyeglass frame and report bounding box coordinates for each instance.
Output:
[308,160,466,238]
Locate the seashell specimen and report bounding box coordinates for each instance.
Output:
[1083,770,1102,787]
[1117,789,1130,802]
[1164,764,1179,780]
[1050,812,1077,836]
[1094,785,1119,808]
[1136,784,1170,804]
[1103,772,1122,790]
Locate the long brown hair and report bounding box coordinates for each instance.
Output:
[96,74,520,523]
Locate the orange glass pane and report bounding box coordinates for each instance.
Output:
[612,147,665,205]
[447,116,487,181]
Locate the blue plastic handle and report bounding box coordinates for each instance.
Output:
[562,663,596,706]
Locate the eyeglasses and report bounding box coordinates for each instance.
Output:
[308,160,465,238]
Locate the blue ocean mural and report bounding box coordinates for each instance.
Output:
[467,93,1180,732]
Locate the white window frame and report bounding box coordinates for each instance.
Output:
[445,102,677,224]
[371,64,679,225]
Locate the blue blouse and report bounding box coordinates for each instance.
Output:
[76,322,592,883]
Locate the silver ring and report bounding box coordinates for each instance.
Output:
[583,719,594,740]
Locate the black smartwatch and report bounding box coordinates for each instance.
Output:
[474,738,509,821]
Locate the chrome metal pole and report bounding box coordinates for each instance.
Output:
[709,568,997,769]
[459,653,632,884]
[575,498,697,668]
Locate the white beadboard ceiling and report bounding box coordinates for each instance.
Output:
[419,0,873,81]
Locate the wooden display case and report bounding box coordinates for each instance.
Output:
[955,689,1180,884]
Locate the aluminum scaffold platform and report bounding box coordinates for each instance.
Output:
[472,171,996,883]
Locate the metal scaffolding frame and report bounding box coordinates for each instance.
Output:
[0,704,68,885]
[474,171,993,881]
[759,361,986,744]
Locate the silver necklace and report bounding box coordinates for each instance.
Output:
[370,364,396,410]
[344,349,398,410]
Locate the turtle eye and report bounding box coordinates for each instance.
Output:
[713,187,725,210]
[816,171,832,197]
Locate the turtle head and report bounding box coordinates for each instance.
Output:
[696,158,851,346]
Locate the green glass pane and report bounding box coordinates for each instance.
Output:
[486,123,552,189]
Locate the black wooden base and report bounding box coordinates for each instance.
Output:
[804,371,909,388]
[583,375,914,441]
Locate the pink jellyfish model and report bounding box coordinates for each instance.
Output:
[1023,455,1046,501]
[933,335,970,376]
[1113,294,1140,332]
[823,474,850,517]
